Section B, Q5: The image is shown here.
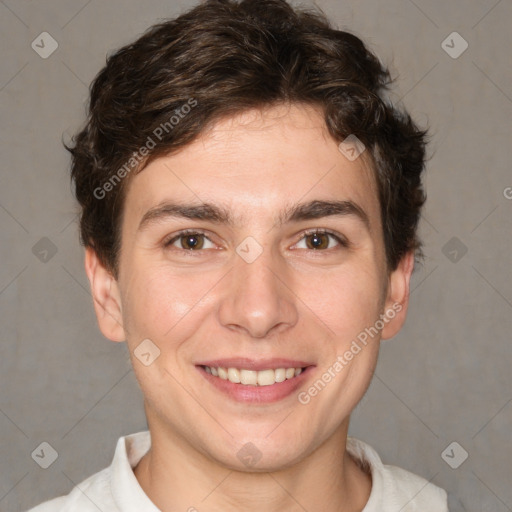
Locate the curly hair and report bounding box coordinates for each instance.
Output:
[67,0,427,278]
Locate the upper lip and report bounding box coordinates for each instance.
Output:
[196,358,314,371]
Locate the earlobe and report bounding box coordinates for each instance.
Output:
[381,251,415,340]
[84,247,126,342]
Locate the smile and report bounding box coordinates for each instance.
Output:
[202,365,304,386]
[196,360,315,403]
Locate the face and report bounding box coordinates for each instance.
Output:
[86,103,413,471]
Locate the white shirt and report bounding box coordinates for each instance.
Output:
[27,430,448,511]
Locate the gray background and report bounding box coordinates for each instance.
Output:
[1,0,511,510]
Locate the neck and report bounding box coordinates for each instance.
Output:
[134,417,371,512]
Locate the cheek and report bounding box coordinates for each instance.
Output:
[121,264,206,343]
[121,267,206,407]
[302,264,385,342]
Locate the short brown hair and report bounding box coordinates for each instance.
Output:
[67,0,427,278]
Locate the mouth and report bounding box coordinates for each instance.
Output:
[201,365,305,385]
[195,358,315,403]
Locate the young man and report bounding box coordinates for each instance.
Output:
[29,0,448,510]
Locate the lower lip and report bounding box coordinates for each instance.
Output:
[196,366,314,403]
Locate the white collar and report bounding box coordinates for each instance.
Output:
[107,430,445,511]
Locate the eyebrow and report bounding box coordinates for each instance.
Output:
[137,199,370,232]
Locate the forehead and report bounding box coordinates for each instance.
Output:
[123,103,381,231]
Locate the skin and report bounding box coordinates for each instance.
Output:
[85,103,414,512]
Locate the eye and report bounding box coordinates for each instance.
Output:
[164,230,215,251]
[163,228,347,253]
[294,229,347,250]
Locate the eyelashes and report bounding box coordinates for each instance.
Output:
[298,228,349,250]
[163,228,349,253]
[164,229,215,251]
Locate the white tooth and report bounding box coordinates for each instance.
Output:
[209,366,303,386]
[240,369,258,385]
[227,367,241,383]
[274,368,286,383]
[285,368,295,379]
[257,369,275,386]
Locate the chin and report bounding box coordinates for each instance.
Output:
[202,429,312,473]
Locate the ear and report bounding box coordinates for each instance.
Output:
[380,250,415,340]
[84,246,126,342]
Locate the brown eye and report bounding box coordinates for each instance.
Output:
[165,231,215,251]
[180,233,204,250]
[294,230,347,251]
[305,232,330,249]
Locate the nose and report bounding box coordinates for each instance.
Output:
[217,246,299,338]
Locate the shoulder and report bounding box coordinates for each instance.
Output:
[381,463,448,510]
[347,437,448,511]
[25,431,152,512]
[25,466,116,512]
